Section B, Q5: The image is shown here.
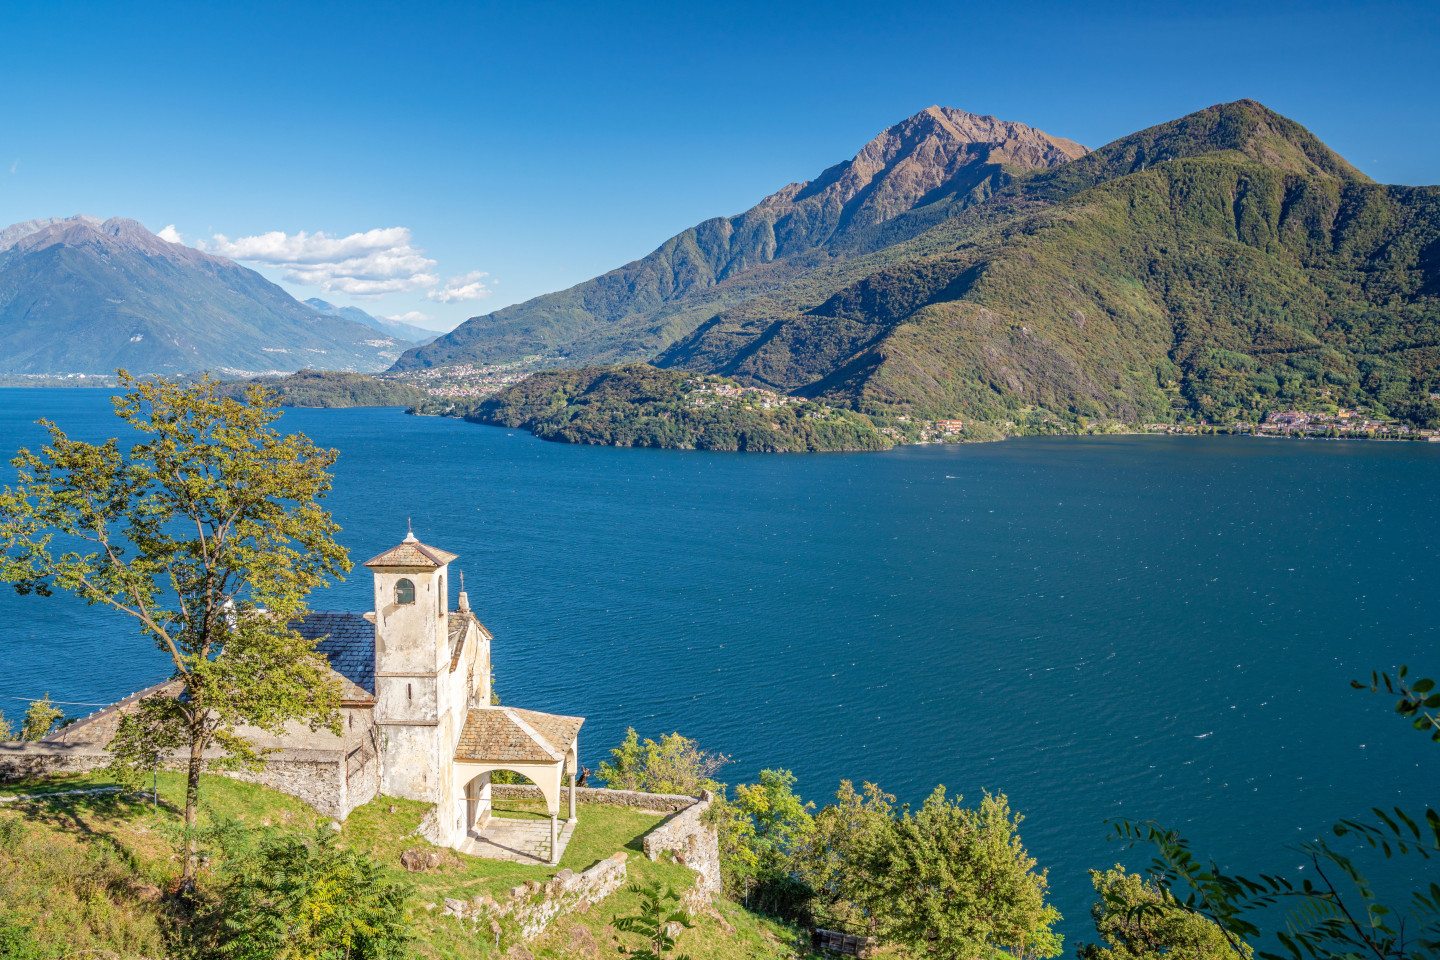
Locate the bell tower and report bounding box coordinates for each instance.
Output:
[364,530,457,800]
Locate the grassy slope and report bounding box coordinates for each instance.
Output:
[0,771,805,960]
[454,363,895,452]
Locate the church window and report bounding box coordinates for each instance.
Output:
[438,576,445,615]
[395,578,415,605]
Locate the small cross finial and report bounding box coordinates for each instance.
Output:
[403,518,417,544]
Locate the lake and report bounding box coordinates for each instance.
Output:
[2,387,1437,943]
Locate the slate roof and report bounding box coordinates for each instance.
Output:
[295,612,376,700]
[455,706,583,764]
[364,537,458,569]
[447,610,493,671]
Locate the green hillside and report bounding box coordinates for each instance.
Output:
[219,369,429,407]
[0,217,411,375]
[438,363,896,451]
[390,107,1087,370]
[660,101,1440,427]
[395,100,1440,432]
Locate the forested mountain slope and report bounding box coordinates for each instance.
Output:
[0,217,409,375]
[390,107,1086,370]
[657,100,1440,426]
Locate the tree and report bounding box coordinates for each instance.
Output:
[193,827,411,959]
[721,769,815,915]
[1078,866,1251,960]
[0,373,350,887]
[19,695,62,741]
[791,780,895,929]
[846,787,1063,960]
[598,728,729,796]
[612,881,693,960]
[0,710,14,741]
[1113,665,1440,960]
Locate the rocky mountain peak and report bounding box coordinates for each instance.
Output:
[0,215,225,267]
[758,106,1086,235]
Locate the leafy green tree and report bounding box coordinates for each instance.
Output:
[612,881,693,960]
[1113,665,1440,960]
[719,769,815,915]
[1078,866,1251,960]
[846,787,1063,960]
[598,728,729,796]
[19,695,62,741]
[0,373,350,886]
[192,827,411,959]
[791,780,895,929]
[0,710,14,742]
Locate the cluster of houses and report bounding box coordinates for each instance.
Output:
[404,359,540,399]
[684,379,809,410]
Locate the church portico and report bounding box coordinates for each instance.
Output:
[450,705,582,862]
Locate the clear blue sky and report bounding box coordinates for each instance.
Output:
[1,0,1436,332]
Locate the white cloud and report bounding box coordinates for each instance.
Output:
[383,311,433,325]
[425,270,493,303]
[157,224,182,244]
[203,227,440,298]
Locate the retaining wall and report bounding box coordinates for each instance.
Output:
[0,742,376,821]
[491,784,722,903]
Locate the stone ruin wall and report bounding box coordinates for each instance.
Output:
[492,784,722,901]
[0,742,377,822]
[641,789,722,900]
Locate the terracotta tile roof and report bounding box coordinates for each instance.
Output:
[510,708,583,756]
[454,706,583,764]
[294,612,376,700]
[364,538,459,569]
[44,678,185,745]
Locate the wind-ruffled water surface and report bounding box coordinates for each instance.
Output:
[2,389,1437,941]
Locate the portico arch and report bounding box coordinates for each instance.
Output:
[451,706,583,863]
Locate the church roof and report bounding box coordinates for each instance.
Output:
[455,706,583,764]
[447,610,493,672]
[364,534,458,569]
[294,612,376,700]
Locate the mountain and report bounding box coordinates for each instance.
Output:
[412,100,1440,430]
[391,107,1086,371]
[0,216,411,375]
[303,298,438,345]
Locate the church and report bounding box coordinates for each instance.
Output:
[22,531,585,863]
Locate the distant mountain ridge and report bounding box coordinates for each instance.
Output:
[391,106,1087,370]
[0,216,411,375]
[303,298,438,345]
[404,99,1440,431]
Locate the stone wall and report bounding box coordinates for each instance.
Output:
[642,789,722,900]
[0,742,376,822]
[442,851,629,940]
[492,784,721,905]
[0,742,111,780]
[491,783,697,812]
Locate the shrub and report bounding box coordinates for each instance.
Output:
[187,826,411,960]
[598,728,728,796]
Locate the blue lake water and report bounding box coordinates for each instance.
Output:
[1,387,1438,942]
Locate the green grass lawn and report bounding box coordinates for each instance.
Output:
[0,771,811,960]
